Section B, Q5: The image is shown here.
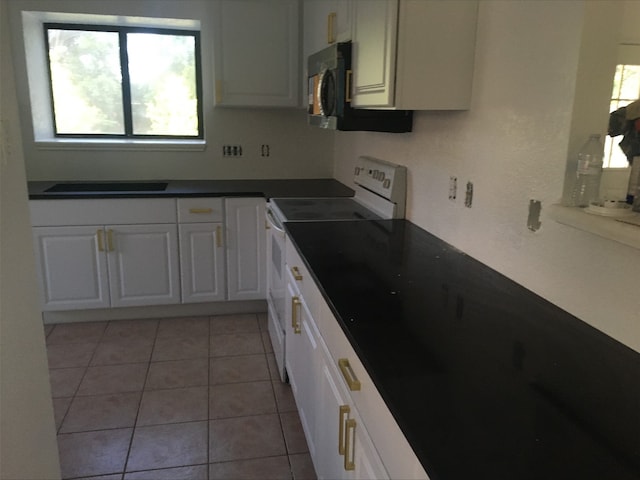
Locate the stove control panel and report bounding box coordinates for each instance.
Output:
[353,156,406,205]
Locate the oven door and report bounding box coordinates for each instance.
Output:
[265,204,287,382]
[266,206,286,325]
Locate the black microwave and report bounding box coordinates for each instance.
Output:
[307,42,412,133]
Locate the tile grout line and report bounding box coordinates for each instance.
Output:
[120,318,160,478]
[53,321,109,437]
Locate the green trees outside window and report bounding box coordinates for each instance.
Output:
[46,24,202,139]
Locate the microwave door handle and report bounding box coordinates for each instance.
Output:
[266,208,286,233]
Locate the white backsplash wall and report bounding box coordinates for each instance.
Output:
[333,1,640,353]
[23,108,335,181]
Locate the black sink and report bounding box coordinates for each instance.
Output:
[45,182,169,193]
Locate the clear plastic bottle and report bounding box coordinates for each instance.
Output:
[569,134,604,207]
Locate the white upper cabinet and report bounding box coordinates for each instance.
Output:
[213,0,300,107]
[303,0,352,57]
[351,0,478,110]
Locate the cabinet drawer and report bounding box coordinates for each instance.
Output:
[177,198,224,223]
[30,199,177,226]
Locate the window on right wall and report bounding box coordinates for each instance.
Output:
[604,46,640,168]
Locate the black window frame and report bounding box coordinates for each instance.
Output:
[43,22,204,140]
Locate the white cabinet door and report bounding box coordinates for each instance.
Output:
[225,198,266,301]
[285,279,320,459]
[350,0,399,108]
[351,0,478,110]
[179,223,226,303]
[213,0,300,107]
[107,224,180,308]
[315,335,389,480]
[315,348,350,480]
[32,226,110,311]
[303,0,352,57]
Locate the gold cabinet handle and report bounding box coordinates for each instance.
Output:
[338,358,361,391]
[327,12,336,44]
[96,229,105,252]
[291,296,302,334]
[344,418,356,471]
[189,207,213,214]
[291,266,302,281]
[106,229,114,252]
[216,225,223,248]
[338,405,350,455]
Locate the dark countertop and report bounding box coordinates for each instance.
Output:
[284,219,640,480]
[28,179,354,200]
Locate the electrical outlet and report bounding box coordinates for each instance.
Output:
[464,181,473,208]
[527,200,542,232]
[449,176,457,201]
[222,145,243,157]
[261,144,270,157]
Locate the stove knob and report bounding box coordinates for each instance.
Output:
[383,179,391,189]
[354,167,361,176]
[378,172,386,181]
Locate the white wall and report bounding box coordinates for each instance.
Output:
[0,0,61,477]
[7,0,335,181]
[333,1,640,353]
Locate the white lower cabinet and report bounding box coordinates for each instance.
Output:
[315,339,389,480]
[178,223,226,303]
[285,239,389,480]
[285,237,428,480]
[32,223,180,310]
[225,197,266,301]
[30,196,266,311]
[107,224,180,307]
[30,198,180,311]
[285,265,321,459]
[32,226,110,310]
[177,198,226,303]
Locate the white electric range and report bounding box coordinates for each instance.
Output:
[265,156,408,382]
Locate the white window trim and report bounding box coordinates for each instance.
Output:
[21,10,205,150]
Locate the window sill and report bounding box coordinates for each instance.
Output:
[548,204,640,250]
[34,139,206,152]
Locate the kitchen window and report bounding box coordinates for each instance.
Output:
[44,24,203,140]
[604,44,640,168]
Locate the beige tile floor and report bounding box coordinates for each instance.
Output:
[45,313,316,480]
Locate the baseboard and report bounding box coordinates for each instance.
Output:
[42,300,267,324]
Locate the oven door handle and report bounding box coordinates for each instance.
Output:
[266,207,286,234]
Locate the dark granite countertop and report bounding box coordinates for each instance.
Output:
[28,179,354,200]
[284,219,640,480]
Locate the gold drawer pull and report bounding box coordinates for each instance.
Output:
[327,12,336,44]
[189,208,213,214]
[215,225,223,248]
[291,266,303,281]
[338,405,350,455]
[106,229,115,252]
[338,358,361,391]
[344,418,356,471]
[96,229,105,252]
[291,296,302,334]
